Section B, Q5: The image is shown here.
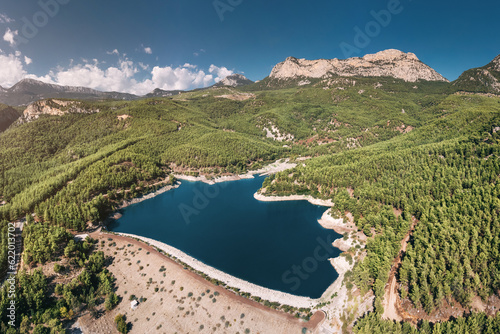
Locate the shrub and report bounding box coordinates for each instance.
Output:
[53,263,63,273]
[114,314,128,334]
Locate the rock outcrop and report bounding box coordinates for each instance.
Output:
[269,49,448,83]
[19,99,100,124]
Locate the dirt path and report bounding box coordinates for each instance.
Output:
[382,217,418,322]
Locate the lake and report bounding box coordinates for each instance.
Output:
[109,176,340,298]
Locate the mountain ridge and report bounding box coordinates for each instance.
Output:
[213,73,254,87]
[452,53,500,94]
[0,78,140,106]
[269,49,448,83]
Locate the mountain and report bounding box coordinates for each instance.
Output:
[0,106,20,132]
[452,54,500,94]
[0,79,139,106]
[268,49,448,85]
[144,88,184,98]
[213,74,254,87]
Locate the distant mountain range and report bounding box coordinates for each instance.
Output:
[1,49,499,111]
[0,79,140,106]
[0,73,255,107]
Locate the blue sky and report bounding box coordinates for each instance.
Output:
[0,0,498,94]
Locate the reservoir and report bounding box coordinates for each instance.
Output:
[110,176,340,298]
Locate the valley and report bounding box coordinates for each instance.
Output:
[0,49,499,333]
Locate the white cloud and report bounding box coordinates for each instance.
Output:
[144,47,152,54]
[209,65,233,82]
[0,51,234,95]
[193,49,206,57]
[106,49,120,56]
[0,13,14,24]
[37,59,221,95]
[51,59,139,93]
[138,62,149,70]
[3,28,18,46]
[0,53,27,87]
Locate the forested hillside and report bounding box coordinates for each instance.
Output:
[261,93,500,332]
[0,76,499,332]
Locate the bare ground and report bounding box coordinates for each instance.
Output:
[382,217,418,322]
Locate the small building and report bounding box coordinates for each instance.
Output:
[131,300,139,310]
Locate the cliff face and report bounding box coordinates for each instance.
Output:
[19,99,100,124]
[269,49,448,83]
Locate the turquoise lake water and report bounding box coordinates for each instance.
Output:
[110,176,340,298]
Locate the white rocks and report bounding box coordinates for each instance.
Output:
[263,123,294,142]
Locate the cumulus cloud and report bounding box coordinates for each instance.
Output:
[0,53,27,87]
[0,13,14,24]
[49,59,139,93]
[3,28,18,46]
[144,47,152,54]
[209,65,234,82]
[0,51,234,95]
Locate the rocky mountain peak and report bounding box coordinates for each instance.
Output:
[214,74,254,87]
[362,49,418,62]
[269,49,448,83]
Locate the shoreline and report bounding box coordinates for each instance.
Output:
[173,159,297,185]
[253,192,334,207]
[114,232,318,309]
[106,182,181,220]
